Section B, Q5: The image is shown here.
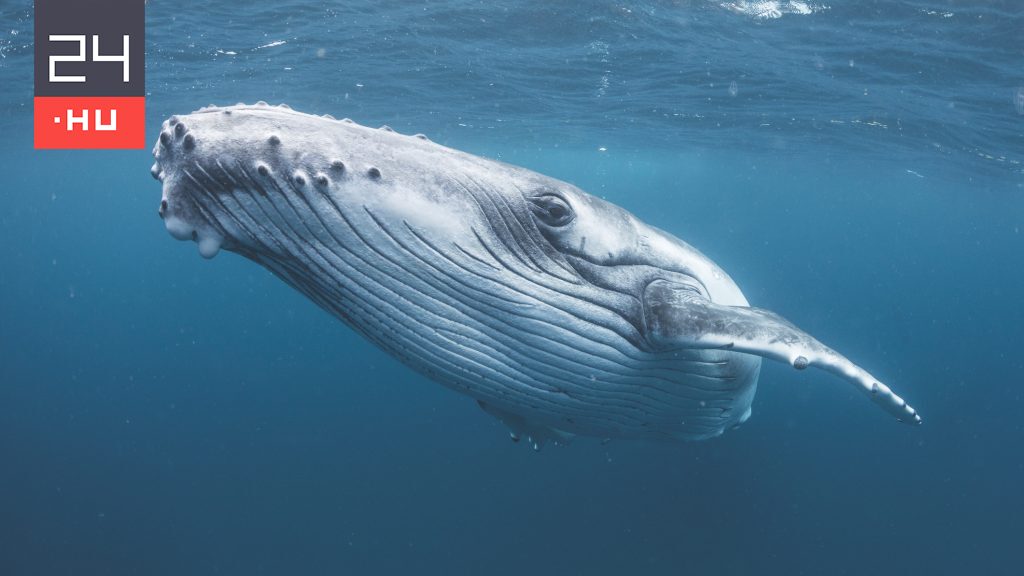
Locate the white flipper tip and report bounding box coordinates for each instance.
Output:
[860,378,921,425]
[903,404,922,425]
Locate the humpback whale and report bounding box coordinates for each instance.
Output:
[150,102,920,448]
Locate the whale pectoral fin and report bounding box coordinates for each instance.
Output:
[643,279,921,424]
[477,401,574,451]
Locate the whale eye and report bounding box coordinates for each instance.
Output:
[528,194,574,227]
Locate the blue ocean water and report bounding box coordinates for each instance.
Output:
[1,1,1022,574]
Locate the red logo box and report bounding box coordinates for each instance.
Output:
[34,96,145,149]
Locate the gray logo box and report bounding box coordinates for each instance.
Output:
[34,0,145,97]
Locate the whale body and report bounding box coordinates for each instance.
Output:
[151,103,919,448]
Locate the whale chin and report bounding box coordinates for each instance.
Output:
[151,124,230,260]
[166,216,225,259]
[155,179,228,259]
